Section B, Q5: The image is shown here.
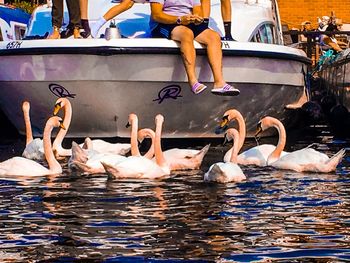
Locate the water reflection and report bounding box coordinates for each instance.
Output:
[0,136,349,262]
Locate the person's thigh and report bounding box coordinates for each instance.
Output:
[194,28,220,45]
[171,26,195,42]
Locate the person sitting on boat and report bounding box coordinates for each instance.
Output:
[48,0,82,39]
[317,16,343,53]
[90,0,147,38]
[149,0,240,96]
[201,0,234,41]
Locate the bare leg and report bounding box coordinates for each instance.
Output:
[220,0,231,22]
[90,0,133,38]
[195,29,225,88]
[80,0,88,19]
[171,26,198,87]
[103,0,134,21]
[201,0,210,18]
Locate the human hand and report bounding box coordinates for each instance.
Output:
[180,15,194,25]
[179,15,203,25]
[192,15,204,25]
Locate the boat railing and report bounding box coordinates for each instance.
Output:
[283,29,350,65]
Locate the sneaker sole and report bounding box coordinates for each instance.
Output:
[211,90,240,96]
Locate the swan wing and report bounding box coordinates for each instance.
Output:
[276,148,329,165]
[70,152,127,174]
[270,148,339,172]
[163,148,200,159]
[298,148,346,173]
[204,162,246,183]
[103,156,167,179]
[69,142,89,164]
[229,144,288,166]
[22,138,44,161]
[84,140,131,155]
[0,157,49,176]
[235,144,275,166]
[87,153,126,168]
[161,144,210,171]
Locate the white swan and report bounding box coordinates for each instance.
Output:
[204,128,246,183]
[0,116,64,176]
[137,126,210,171]
[52,97,73,157]
[219,109,288,166]
[52,98,131,157]
[101,114,170,179]
[69,142,127,174]
[21,101,45,161]
[257,116,346,173]
[67,112,150,175]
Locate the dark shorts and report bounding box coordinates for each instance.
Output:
[151,22,209,39]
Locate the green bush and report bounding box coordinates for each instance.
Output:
[9,0,36,14]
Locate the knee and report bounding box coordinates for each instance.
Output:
[173,28,194,43]
[206,30,221,44]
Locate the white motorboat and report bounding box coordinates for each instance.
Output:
[0,0,310,138]
[0,4,29,41]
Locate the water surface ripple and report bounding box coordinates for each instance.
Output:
[0,136,349,262]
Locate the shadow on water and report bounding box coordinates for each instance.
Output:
[0,122,349,262]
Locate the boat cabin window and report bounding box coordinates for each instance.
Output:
[14,24,27,40]
[250,23,277,44]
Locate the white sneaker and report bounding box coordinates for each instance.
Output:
[90,17,106,38]
[90,23,101,39]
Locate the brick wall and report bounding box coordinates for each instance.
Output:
[277,0,350,30]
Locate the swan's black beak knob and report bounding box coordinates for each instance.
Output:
[215,115,229,134]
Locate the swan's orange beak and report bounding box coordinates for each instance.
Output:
[59,121,66,130]
[220,115,229,128]
[53,104,62,116]
[215,115,229,134]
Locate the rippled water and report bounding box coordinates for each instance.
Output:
[0,128,349,262]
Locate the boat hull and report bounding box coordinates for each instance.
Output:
[318,48,350,111]
[0,41,309,138]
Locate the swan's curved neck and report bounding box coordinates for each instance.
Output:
[53,102,72,152]
[43,122,62,174]
[228,110,246,151]
[268,120,286,164]
[23,106,33,145]
[228,129,240,163]
[138,129,155,159]
[130,117,141,157]
[155,119,167,167]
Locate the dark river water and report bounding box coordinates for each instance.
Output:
[0,125,349,262]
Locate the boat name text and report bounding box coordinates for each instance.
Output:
[153,85,182,104]
[6,41,23,49]
[49,83,76,98]
[221,41,230,49]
